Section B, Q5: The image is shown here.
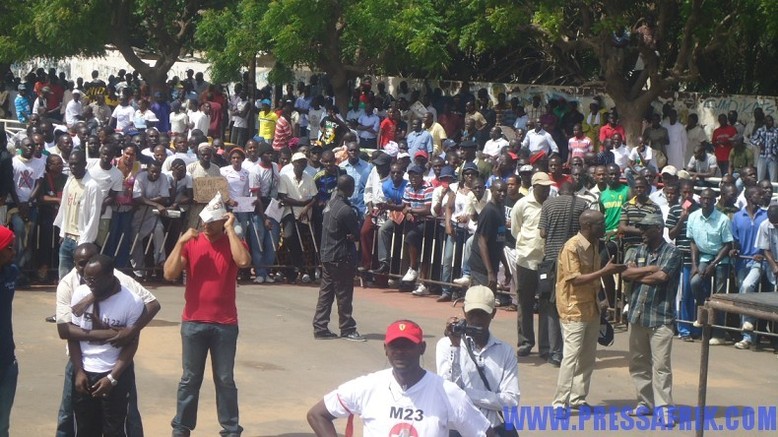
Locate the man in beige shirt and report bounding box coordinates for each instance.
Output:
[510,172,553,357]
[552,210,625,414]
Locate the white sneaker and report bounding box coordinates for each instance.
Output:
[742,321,754,331]
[264,276,275,284]
[453,275,471,287]
[301,274,312,283]
[709,337,726,346]
[253,276,265,284]
[411,283,430,296]
[734,339,751,350]
[402,268,418,282]
[622,303,629,317]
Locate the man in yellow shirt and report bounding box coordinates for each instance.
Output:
[257,99,278,141]
[423,111,447,156]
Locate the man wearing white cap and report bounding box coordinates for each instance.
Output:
[437,286,520,432]
[164,192,251,437]
[278,152,316,282]
[64,89,83,127]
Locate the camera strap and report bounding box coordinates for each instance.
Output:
[463,335,506,424]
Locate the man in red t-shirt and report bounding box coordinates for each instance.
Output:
[712,113,738,175]
[164,193,251,437]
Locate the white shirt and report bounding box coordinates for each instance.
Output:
[363,167,387,208]
[162,152,197,175]
[611,144,630,170]
[70,284,144,373]
[233,99,249,128]
[522,129,558,154]
[56,268,156,325]
[250,161,280,198]
[170,112,189,135]
[436,335,520,427]
[111,104,135,131]
[189,111,210,137]
[628,146,654,169]
[357,113,380,140]
[277,171,316,219]
[88,164,124,219]
[11,156,44,203]
[53,173,104,244]
[323,368,491,437]
[220,165,250,199]
[65,99,83,127]
[663,121,688,169]
[482,138,510,158]
[687,153,719,176]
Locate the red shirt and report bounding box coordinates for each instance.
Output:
[598,124,625,142]
[208,100,223,137]
[379,118,396,147]
[182,233,243,325]
[550,173,574,189]
[712,125,738,162]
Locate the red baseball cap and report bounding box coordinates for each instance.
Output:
[414,150,429,160]
[385,320,423,344]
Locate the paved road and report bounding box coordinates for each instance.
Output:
[9,281,778,436]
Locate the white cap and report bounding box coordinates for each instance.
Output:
[464,286,496,313]
[199,192,228,224]
[397,151,410,159]
[292,152,307,162]
[383,141,399,157]
[661,165,678,176]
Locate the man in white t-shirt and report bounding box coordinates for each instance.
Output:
[65,89,83,127]
[9,138,44,271]
[307,320,493,437]
[482,127,510,158]
[278,152,317,282]
[55,243,160,437]
[68,254,145,436]
[88,144,123,245]
[111,92,136,132]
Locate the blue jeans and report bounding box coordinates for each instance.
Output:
[677,264,699,338]
[58,237,78,281]
[441,227,468,295]
[106,210,134,268]
[9,207,37,270]
[690,261,729,338]
[172,322,242,437]
[757,156,778,183]
[249,217,279,279]
[738,261,764,343]
[0,360,18,437]
[461,235,474,277]
[56,360,144,437]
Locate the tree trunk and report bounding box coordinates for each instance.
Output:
[247,55,257,135]
[328,67,351,116]
[616,100,646,145]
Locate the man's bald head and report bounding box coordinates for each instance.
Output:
[337,174,355,198]
[580,209,603,228]
[74,243,100,276]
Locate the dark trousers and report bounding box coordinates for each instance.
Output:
[517,266,538,350]
[313,261,358,335]
[57,360,143,437]
[539,297,563,361]
[360,216,377,270]
[281,215,307,278]
[72,365,135,437]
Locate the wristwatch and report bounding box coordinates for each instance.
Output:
[106,374,118,386]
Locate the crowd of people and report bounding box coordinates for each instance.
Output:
[1,65,778,435]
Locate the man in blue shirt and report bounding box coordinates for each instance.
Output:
[406,119,433,158]
[688,188,733,345]
[339,141,372,217]
[730,186,767,350]
[0,226,18,436]
[14,84,30,123]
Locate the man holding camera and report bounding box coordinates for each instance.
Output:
[436,286,520,433]
[552,210,626,414]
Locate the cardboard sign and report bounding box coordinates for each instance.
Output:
[193,176,230,204]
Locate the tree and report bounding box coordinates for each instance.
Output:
[447,0,778,141]
[205,0,451,112]
[2,0,230,91]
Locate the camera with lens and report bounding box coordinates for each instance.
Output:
[449,319,483,336]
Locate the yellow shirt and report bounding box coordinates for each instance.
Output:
[64,177,85,236]
[258,110,278,140]
[556,233,601,322]
[427,122,448,156]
